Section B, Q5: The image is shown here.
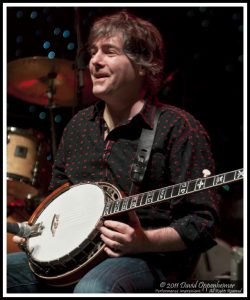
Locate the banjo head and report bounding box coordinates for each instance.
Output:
[27,183,106,263]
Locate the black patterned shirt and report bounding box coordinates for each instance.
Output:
[49,98,219,255]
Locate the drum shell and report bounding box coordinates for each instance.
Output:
[7,127,52,199]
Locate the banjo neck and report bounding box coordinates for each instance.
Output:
[102,168,243,217]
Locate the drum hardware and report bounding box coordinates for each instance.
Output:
[31,141,43,186]
[25,194,45,215]
[7,56,98,108]
[31,161,40,185]
[230,246,243,281]
[46,69,57,160]
[7,207,31,253]
[7,221,44,239]
[7,57,75,107]
[7,56,98,161]
[195,239,243,282]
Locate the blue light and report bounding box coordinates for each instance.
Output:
[225,64,233,72]
[54,115,62,123]
[43,41,51,49]
[67,42,75,50]
[29,105,36,113]
[201,20,210,28]
[54,27,61,36]
[43,8,51,14]
[232,13,241,21]
[16,11,24,18]
[222,185,230,192]
[199,7,207,13]
[47,15,53,22]
[187,10,195,18]
[30,11,38,19]
[48,51,56,59]
[47,154,52,161]
[63,30,70,38]
[39,112,47,120]
[16,35,23,44]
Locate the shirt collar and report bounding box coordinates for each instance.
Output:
[87,97,161,129]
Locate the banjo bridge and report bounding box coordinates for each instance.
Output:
[50,214,60,237]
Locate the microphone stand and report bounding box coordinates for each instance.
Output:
[46,72,57,161]
[73,7,86,115]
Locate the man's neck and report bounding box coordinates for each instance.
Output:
[103,98,145,131]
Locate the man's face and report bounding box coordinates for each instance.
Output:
[89,34,143,102]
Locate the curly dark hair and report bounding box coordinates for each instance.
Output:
[87,10,165,96]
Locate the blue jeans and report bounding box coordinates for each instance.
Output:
[7,252,166,293]
[7,251,198,293]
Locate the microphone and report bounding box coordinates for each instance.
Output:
[7,222,44,238]
[74,7,86,89]
[76,50,86,88]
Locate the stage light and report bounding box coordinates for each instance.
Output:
[16,10,24,18]
[67,42,75,50]
[48,51,55,59]
[54,115,62,123]
[39,112,47,120]
[187,9,195,18]
[232,13,241,21]
[30,11,38,19]
[54,27,61,36]
[43,7,51,15]
[199,7,207,13]
[225,65,233,72]
[63,30,70,38]
[238,55,243,63]
[46,15,53,23]
[222,185,230,192]
[16,35,23,44]
[43,41,51,49]
[47,154,52,161]
[201,20,210,28]
[28,105,36,113]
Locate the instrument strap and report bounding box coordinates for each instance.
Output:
[129,107,161,195]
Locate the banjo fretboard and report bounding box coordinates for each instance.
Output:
[103,168,243,217]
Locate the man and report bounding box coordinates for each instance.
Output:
[7,9,219,293]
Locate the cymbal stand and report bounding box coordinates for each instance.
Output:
[46,72,57,161]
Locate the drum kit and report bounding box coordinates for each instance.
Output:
[6,56,97,252]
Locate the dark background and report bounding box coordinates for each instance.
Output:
[6,5,244,245]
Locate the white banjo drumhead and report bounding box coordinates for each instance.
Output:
[27,183,105,262]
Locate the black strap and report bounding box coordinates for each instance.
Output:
[129,107,161,195]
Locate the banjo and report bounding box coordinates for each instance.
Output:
[25,168,243,286]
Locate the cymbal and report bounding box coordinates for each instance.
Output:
[7,57,76,107]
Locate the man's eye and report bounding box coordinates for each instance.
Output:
[106,50,117,56]
[89,47,97,56]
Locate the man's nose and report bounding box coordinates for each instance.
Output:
[90,50,104,66]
